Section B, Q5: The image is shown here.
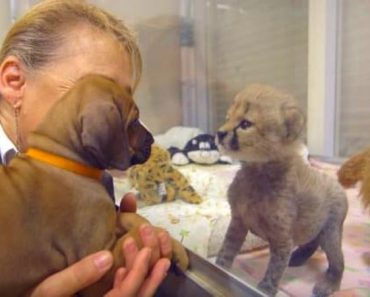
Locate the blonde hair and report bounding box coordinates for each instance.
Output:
[0,0,142,90]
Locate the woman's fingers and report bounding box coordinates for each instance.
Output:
[137,258,171,297]
[123,237,139,270]
[158,231,172,260]
[113,267,127,288]
[105,248,152,297]
[139,224,160,266]
[30,251,113,297]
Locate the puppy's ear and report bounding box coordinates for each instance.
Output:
[282,104,305,142]
[80,100,130,169]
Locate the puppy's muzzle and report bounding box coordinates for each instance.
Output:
[130,121,154,165]
[131,133,153,165]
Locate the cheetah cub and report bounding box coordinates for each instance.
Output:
[215,84,347,297]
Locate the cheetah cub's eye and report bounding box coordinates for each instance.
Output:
[239,119,253,130]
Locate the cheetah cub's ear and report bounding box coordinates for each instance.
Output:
[281,103,305,142]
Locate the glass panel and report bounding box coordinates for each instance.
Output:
[0,2,11,42]
[90,0,184,135]
[2,0,306,295]
[6,1,369,296]
[93,1,309,295]
[336,0,370,156]
[205,0,308,132]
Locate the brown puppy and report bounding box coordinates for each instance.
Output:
[337,147,370,210]
[215,84,348,297]
[0,74,188,297]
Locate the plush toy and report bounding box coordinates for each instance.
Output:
[168,134,232,166]
[338,147,370,210]
[128,145,202,205]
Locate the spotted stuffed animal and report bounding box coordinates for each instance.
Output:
[128,145,202,205]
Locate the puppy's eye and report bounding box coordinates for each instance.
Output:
[239,119,253,129]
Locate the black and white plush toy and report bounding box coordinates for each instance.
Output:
[168,134,232,166]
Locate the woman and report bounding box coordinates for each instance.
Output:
[0,1,174,296]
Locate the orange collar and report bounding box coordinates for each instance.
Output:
[25,148,103,181]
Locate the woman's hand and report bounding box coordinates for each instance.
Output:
[31,240,170,297]
[118,193,174,267]
[30,250,113,297]
[30,193,172,297]
[105,239,170,297]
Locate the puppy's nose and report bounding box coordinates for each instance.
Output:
[146,133,154,146]
[217,131,227,142]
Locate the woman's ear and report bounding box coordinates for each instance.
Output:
[0,56,26,106]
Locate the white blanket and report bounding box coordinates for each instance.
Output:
[113,163,267,258]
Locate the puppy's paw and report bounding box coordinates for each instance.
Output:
[171,238,189,271]
[116,213,189,270]
[257,280,277,296]
[117,212,150,233]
